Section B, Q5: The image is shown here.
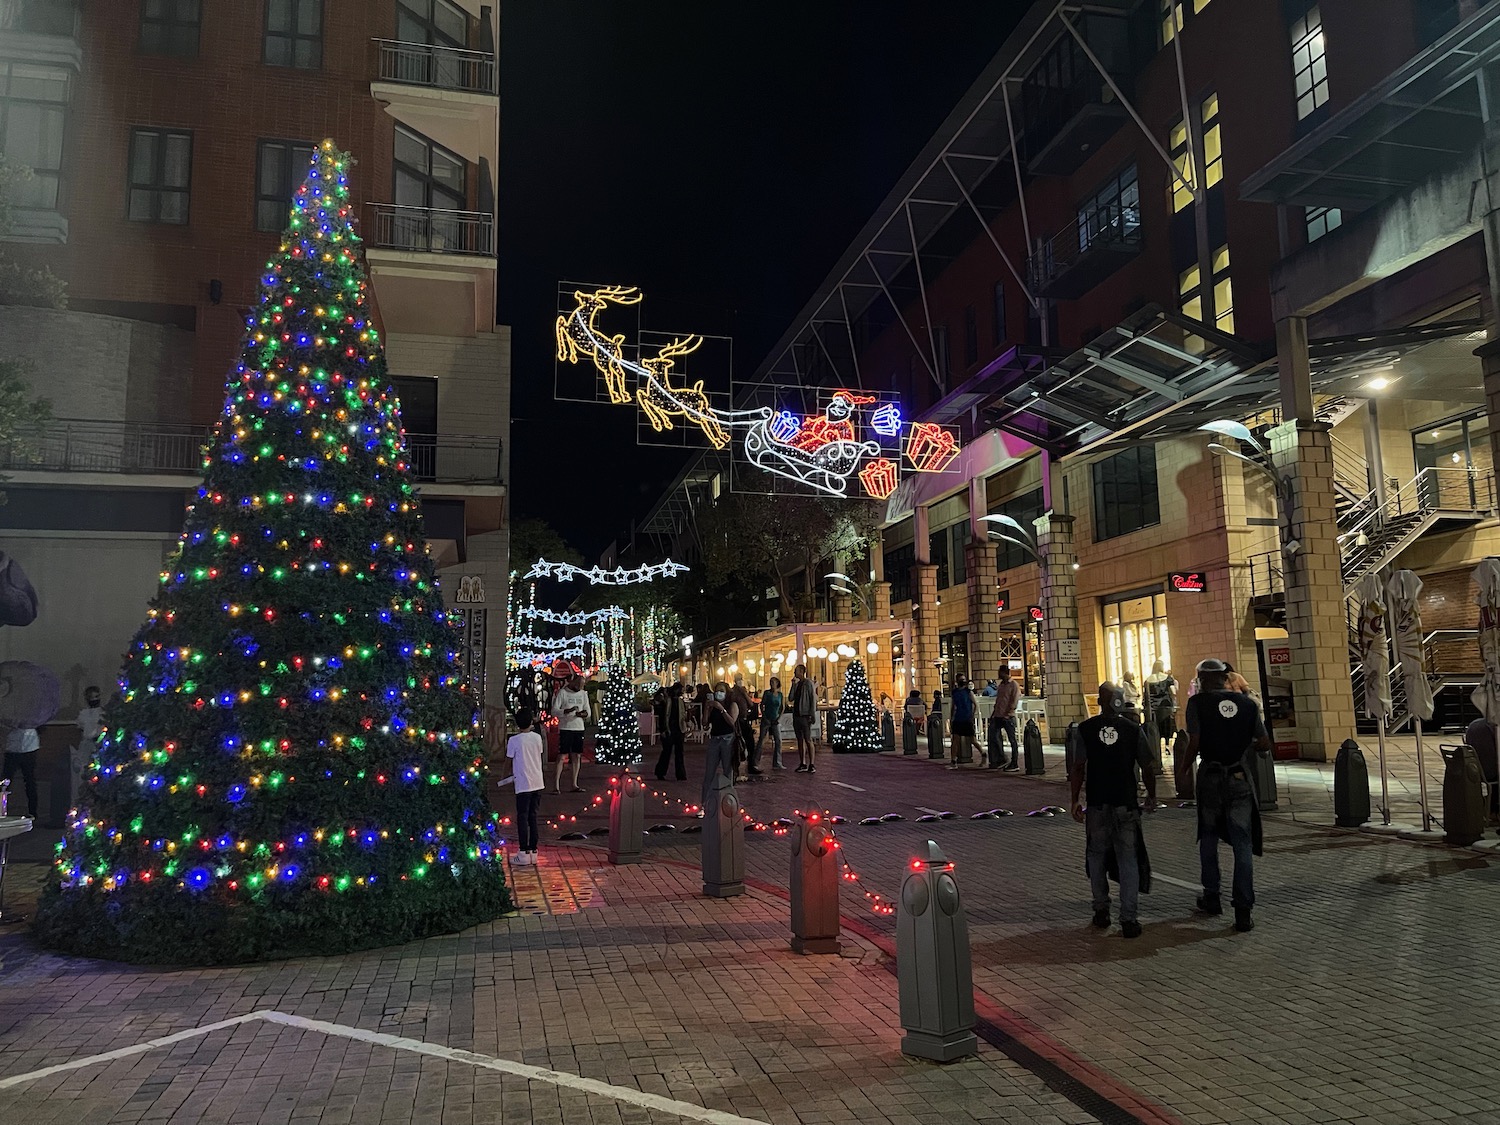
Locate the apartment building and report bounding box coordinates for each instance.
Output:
[641,0,1500,761]
[0,0,510,722]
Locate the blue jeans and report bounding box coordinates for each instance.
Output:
[754,721,782,769]
[702,734,737,812]
[1200,777,1256,908]
[1086,806,1141,923]
[989,716,1018,766]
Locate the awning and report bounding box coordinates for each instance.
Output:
[1241,6,1500,210]
[922,344,1057,427]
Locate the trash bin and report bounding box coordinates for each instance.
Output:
[1022,718,1044,775]
[1440,743,1487,847]
[1334,738,1370,828]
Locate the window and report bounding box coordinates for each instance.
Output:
[930,525,951,590]
[1091,445,1160,542]
[989,487,1044,572]
[963,305,978,368]
[394,124,466,210]
[127,128,192,224]
[140,0,201,56]
[1179,243,1232,333]
[885,541,915,605]
[1169,119,1193,213]
[1160,0,1212,46]
[1306,205,1341,242]
[265,0,323,69]
[1169,93,1220,213]
[1290,5,1329,120]
[1078,163,1139,251]
[933,324,950,388]
[993,282,1007,347]
[255,140,316,232]
[1102,592,1171,686]
[0,63,69,210]
[397,0,469,48]
[1201,93,1222,189]
[949,523,968,588]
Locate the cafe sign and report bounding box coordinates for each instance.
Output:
[1169,571,1207,593]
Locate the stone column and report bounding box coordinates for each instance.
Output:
[911,562,940,694]
[1035,513,1085,737]
[1269,418,1356,761]
[1478,338,1500,484]
[832,594,853,624]
[964,538,1004,685]
[872,581,892,621]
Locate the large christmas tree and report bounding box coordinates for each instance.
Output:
[34,142,510,963]
[593,665,642,766]
[832,659,881,753]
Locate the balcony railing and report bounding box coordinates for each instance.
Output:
[1028,203,1142,299]
[0,419,502,485]
[375,39,496,95]
[366,203,494,256]
[0,0,79,36]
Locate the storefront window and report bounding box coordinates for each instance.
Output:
[1102,590,1170,686]
[938,630,969,686]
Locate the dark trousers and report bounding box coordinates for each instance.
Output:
[1200,779,1255,908]
[989,716,1018,767]
[655,732,686,780]
[515,789,540,852]
[2,752,37,817]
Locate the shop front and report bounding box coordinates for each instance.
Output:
[1101,587,1172,688]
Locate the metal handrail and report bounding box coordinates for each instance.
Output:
[366,203,494,256]
[1028,202,1142,290]
[1339,466,1497,546]
[373,38,496,94]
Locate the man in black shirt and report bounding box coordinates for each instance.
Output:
[1186,658,1271,933]
[1070,683,1157,939]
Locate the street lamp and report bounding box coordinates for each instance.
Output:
[980,514,1040,562]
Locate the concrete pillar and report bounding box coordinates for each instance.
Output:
[1269,418,1357,761]
[872,581,892,620]
[1035,513,1085,736]
[911,563,940,694]
[833,594,854,624]
[964,538,1004,686]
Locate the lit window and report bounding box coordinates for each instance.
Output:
[1290,5,1329,120]
[1169,120,1193,213]
[1202,93,1222,189]
[1306,205,1342,242]
[1212,244,1234,334]
[1160,0,1183,45]
[1179,264,1202,321]
[1193,0,1212,10]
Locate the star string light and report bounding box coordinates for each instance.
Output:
[524,558,689,584]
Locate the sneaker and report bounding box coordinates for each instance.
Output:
[512,852,531,866]
[773,764,786,771]
[1003,763,1020,773]
[795,764,808,773]
[1196,894,1222,916]
[1234,907,1254,933]
[526,851,539,865]
[807,765,816,774]
[1121,920,1142,939]
[748,767,764,776]
[1091,909,1110,929]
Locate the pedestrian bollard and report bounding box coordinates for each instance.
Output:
[1333,737,1371,828]
[897,840,977,1062]
[902,714,919,755]
[882,710,897,753]
[701,773,744,897]
[1023,717,1045,775]
[607,770,645,865]
[1249,749,1278,812]
[789,812,841,954]
[1062,722,1081,778]
[926,712,945,760]
[1440,743,1486,847]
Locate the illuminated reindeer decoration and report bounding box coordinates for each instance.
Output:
[556,285,643,404]
[636,334,730,449]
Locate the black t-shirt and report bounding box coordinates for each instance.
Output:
[708,701,736,738]
[1187,690,1265,767]
[1078,713,1154,808]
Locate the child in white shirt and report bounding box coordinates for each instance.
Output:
[507,708,546,866]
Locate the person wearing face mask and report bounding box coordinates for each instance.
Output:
[701,681,740,815]
[72,685,106,805]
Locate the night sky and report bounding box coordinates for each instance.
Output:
[499,1,1026,557]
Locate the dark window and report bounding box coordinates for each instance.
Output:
[394,124,467,210]
[1091,445,1161,542]
[884,542,915,604]
[989,487,1045,571]
[127,128,192,224]
[265,0,323,69]
[0,62,69,211]
[140,0,201,56]
[933,325,950,390]
[398,0,469,48]
[930,526,951,590]
[391,375,439,481]
[963,305,978,368]
[1077,163,1140,251]
[255,139,317,232]
[993,282,1007,347]
[949,523,968,587]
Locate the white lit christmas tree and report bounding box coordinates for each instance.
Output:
[832,659,881,753]
[592,664,642,766]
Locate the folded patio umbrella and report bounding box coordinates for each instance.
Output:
[0,660,60,729]
[0,552,37,628]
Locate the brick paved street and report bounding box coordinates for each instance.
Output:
[3,746,1500,1124]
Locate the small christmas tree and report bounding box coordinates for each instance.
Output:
[833,660,881,754]
[33,141,509,964]
[593,665,642,766]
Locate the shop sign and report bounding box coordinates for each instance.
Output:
[1169,571,1207,593]
[1027,605,1044,623]
[1056,638,1080,661]
[995,589,1009,612]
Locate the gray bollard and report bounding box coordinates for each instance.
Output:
[1334,737,1370,828]
[789,812,841,954]
[701,773,745,897]
[926,712,945,759]
[1249,748,1278,812]
[608,769,645,865]
[897,840,977,1062]
[1023,717,1045,775]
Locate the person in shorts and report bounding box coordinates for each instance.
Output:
[550,672,590,793]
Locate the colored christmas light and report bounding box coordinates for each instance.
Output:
[905,422,961,473]
[858,458,899,501]
[33,141,510,965]
[870,402,902,437]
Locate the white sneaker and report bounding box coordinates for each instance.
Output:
[526,851,539,865]
[512,851,531,866]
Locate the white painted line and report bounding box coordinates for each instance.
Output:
[0,1010,774,1125]
[829,781,865,792]
[0,1012,264,1090]
[915,806,944,815]
[1153,873,1201,893]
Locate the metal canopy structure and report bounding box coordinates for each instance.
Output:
[1240,5,1500,210]
[635,450,728,555]
[742,0,1156,395]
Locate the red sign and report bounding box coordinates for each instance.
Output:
[1028,605,1044,622]
[1267,644,1291,666]
[1169,571,1207,592]
[995,589,1010,613]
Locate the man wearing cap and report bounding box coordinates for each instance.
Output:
[1186,658,1271,932]
[1070,682,1156,938]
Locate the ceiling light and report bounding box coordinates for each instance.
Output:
[1367,377,1391,391]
